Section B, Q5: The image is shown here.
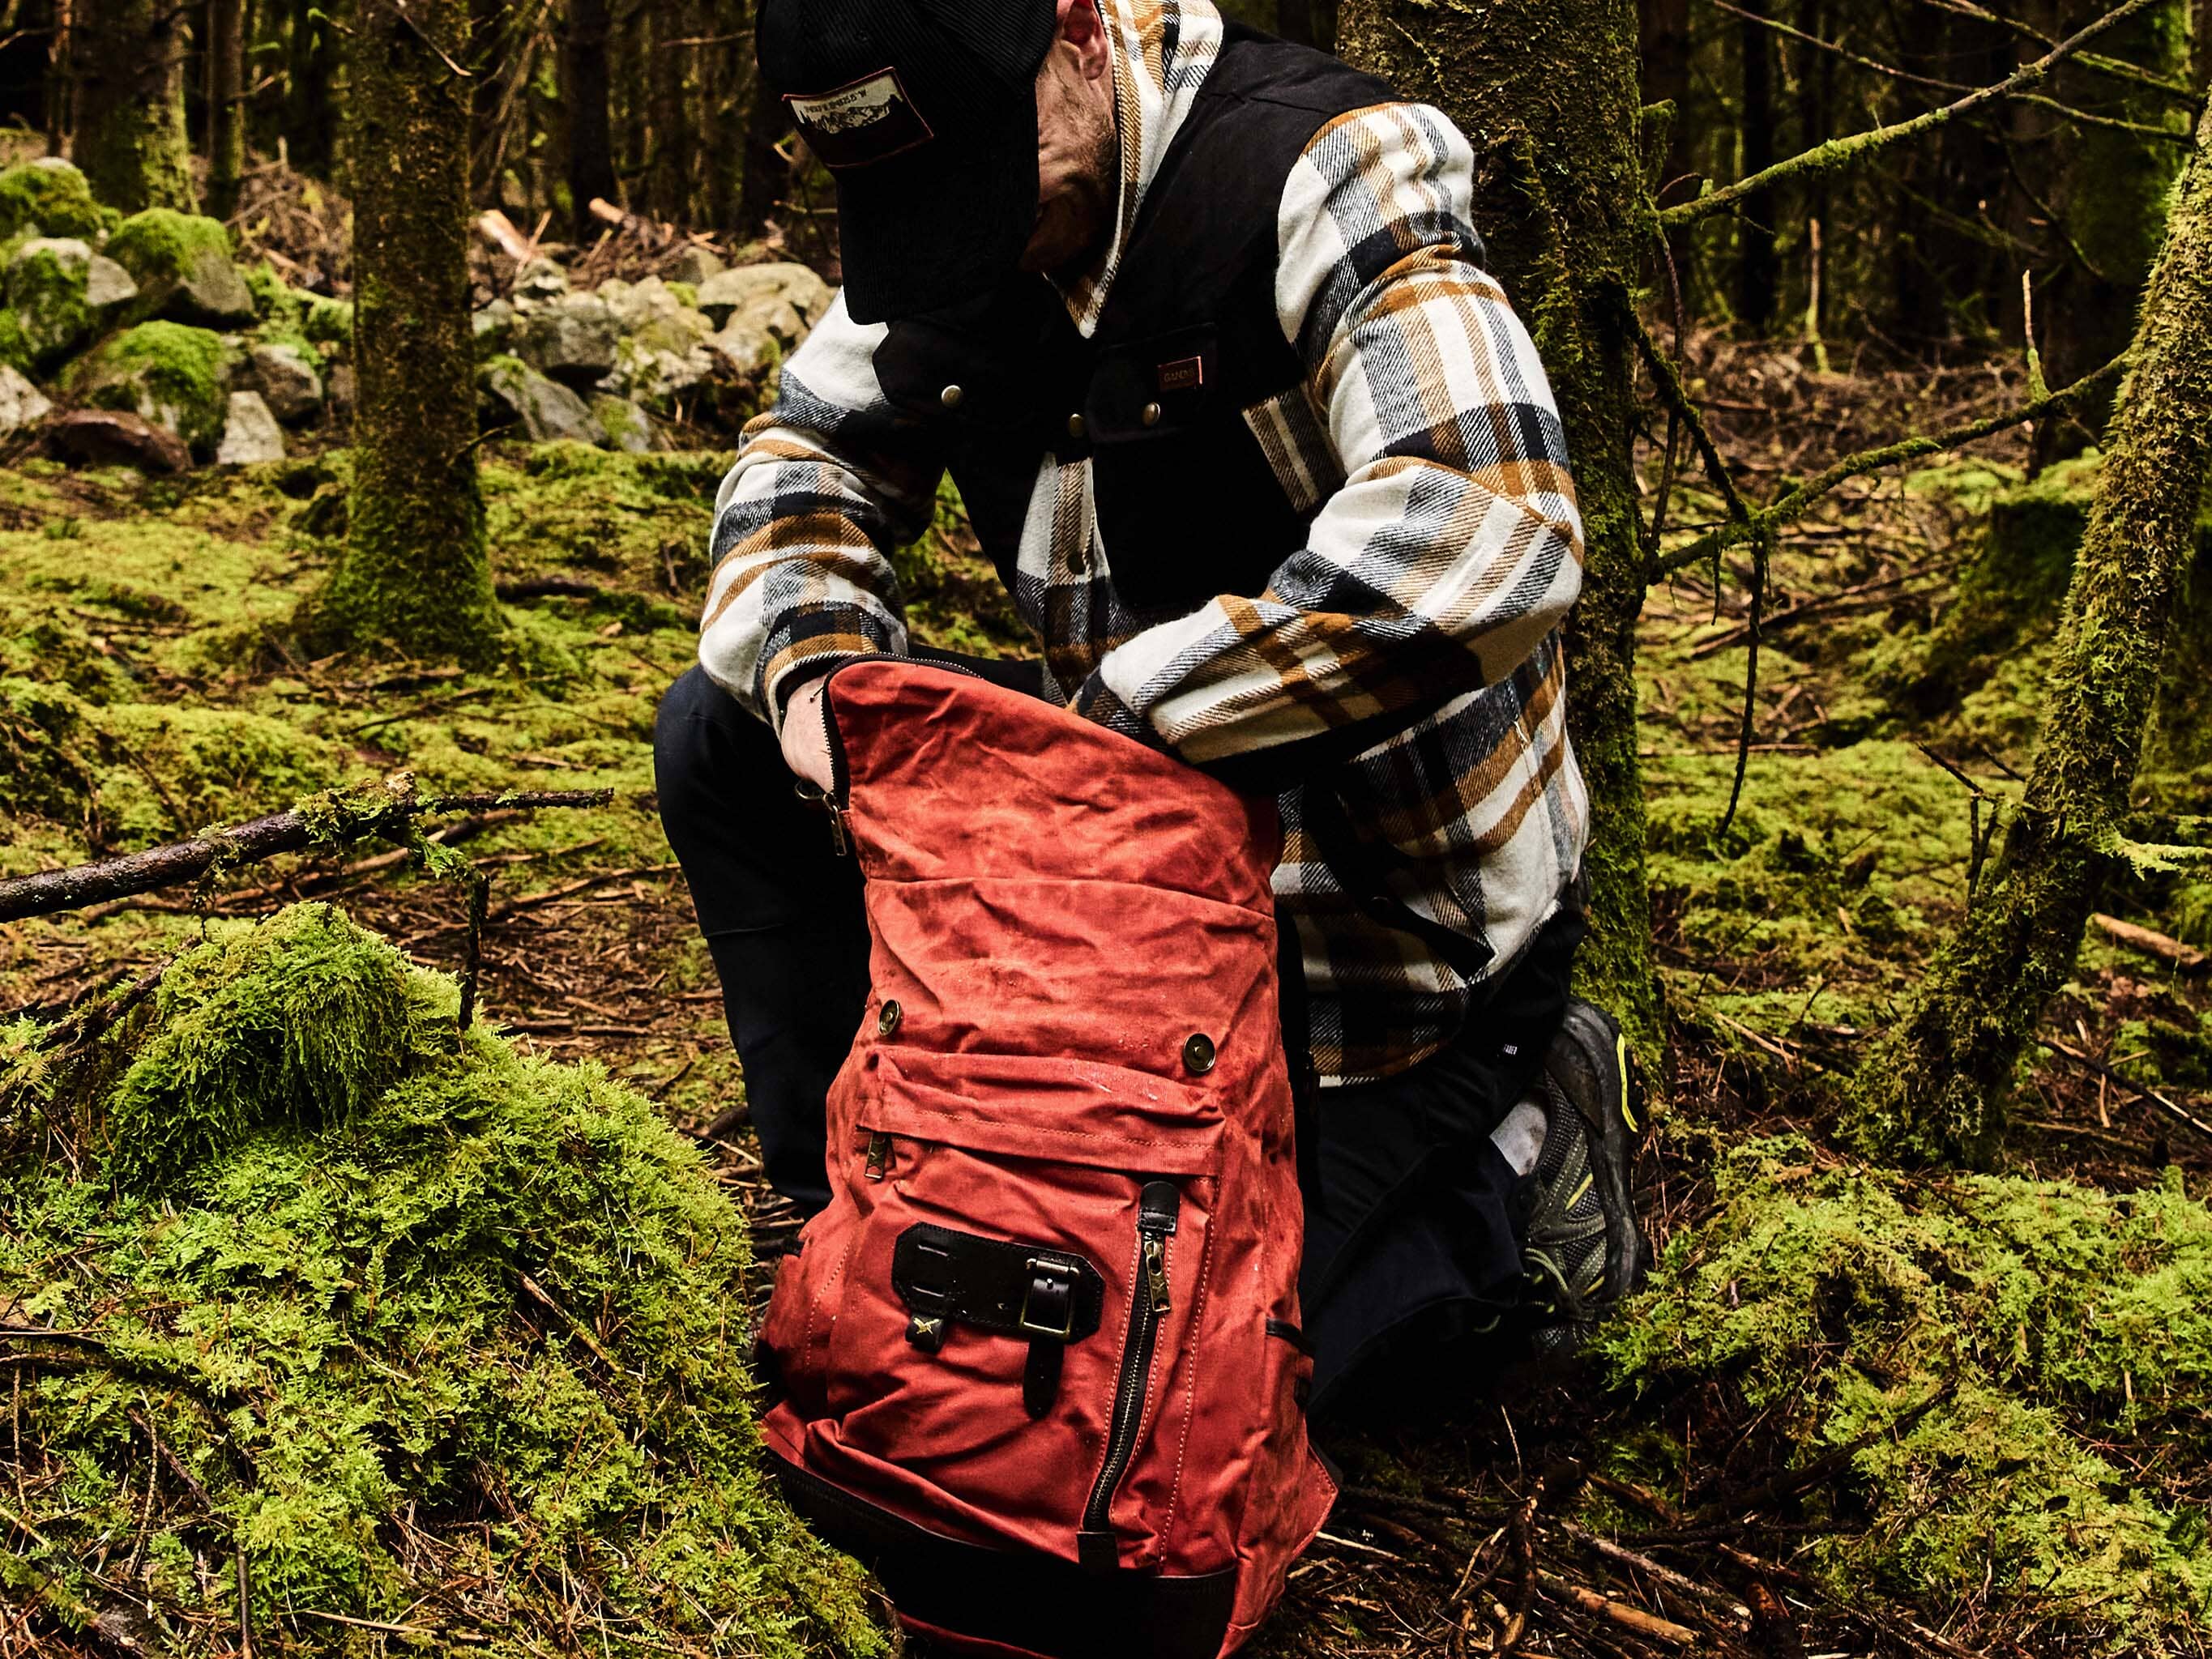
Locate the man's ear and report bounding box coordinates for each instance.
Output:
[1056,0,1112,79]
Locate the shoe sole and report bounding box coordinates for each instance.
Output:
[1544,1000,1648,1303]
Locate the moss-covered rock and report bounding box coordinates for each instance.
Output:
[4,237,96,368]
[0,903,885,1656]
[0,157,110,241]
[66,321,229,456]
[104,207,256,327]
[1599,1137,2212,1649]
[302,293,352,347]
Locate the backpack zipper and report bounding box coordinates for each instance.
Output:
[807,658,987,858]
[1079,1181,1181,1559]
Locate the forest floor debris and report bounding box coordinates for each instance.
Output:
[1,335,2210,1654]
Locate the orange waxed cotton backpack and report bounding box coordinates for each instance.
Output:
[756,659,1336,1659]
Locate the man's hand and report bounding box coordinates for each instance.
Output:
[780,674,837,792]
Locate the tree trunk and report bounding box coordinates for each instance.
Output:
[206,0,245,218]
[645,0,694,222]
[1336,0,1662,1054]
[316,0,502,664]
[1734,1,1779,332]
[72,0,194,211]
[1849,103,2212,1166]
[281,0,340,177]
[1640,0,1695,306]
[562,0,617,237]
[2038,0,2192,462]
[735,46,788,239]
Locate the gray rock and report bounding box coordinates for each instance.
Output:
[248,341,324,424]
[603,334,715,404]
[516,292,619,388]
[172,245,257,328]
[695,262,833,335]
[472,296,515,358]
[591,394,653,454]
[0,363,52,435]
[667,245,726,287]
[480,356,602,445]
[706,320,777,378]
[215,390,286,465]
[86,254,136,310]
[513,257,570,303]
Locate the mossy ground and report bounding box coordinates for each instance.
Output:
[0,903,883,1657]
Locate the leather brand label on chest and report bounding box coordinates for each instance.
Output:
[1156,356,1206,394]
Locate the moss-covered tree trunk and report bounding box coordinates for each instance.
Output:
[72,0,194,212]
[1336,0,1661,1054]
[206,0,246,219]
[1851,103,2212,1166]
[317,0,502,663]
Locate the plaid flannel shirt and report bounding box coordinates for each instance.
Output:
[701,0,1590,1087]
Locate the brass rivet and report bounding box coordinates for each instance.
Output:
[878,1000,903,1038]
[1142,401,1163,427]
[940,385,965,410]
[1067,412,1087,440]
[1182,1034,1216,1075]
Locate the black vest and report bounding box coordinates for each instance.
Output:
[871,27,1395,616]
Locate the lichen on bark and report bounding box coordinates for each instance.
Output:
[311,0,503,664]
[1335,0,1662,1056]
[68,0,194,215]
[1848,104,2212,1165]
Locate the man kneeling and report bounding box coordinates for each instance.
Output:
[658,0,1644,1422]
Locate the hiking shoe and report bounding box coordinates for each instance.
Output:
[1520,1001,1646,1357]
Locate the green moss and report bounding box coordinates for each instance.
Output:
[0,904,885,1656]
[0,159,109,241]
[0,676,95,821]
[242,259,309,334]
[1598,1138,2212,1648]
[4,240,96,369]
[302,294,352,347]
[104,207,233,288]
[66,321,228,454]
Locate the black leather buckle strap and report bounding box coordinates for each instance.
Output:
[893,1224,1105,1418]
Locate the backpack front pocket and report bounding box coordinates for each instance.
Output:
[801,1045,1222,1569]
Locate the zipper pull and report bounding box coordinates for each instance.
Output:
[864,1132,891,1181]
[824,797,850,858]
[1137,1179,1181,1314]
[1143,1235,1171,1314]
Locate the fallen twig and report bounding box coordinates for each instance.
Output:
[2090,912,2208,973]
[2043,1037,2212,1143]
[0,785,614,924]
[1538,1569,1700,1647]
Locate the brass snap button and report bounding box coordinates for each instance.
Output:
[878,1000,903,1038]
[940,385,965,411]
[1142,401,1163,428]
[1182,1033,1216,1075]
[1067,412,1087,439]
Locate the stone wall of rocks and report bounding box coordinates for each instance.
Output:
[0,156,833,472]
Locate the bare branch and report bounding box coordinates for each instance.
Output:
[1661,0,2172,230]
[1656,354,2130,578]
[0,787,614,925]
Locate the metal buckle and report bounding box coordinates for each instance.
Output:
[1018,1256,1079,1340]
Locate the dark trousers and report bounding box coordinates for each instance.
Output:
[655,664,1582,1418]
